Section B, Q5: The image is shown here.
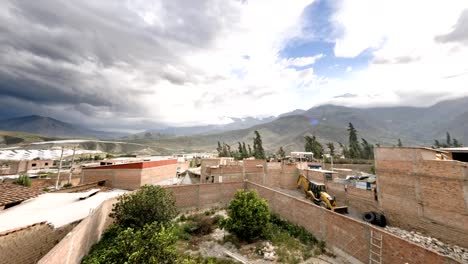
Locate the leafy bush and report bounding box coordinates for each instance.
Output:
[221,190,270,242]
[14,175,31,187]
[110,185,177,229]
[82,223,177,264]
[63,183,73,188]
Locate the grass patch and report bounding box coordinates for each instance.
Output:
[268,214,326,262]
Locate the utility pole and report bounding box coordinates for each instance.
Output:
[55,146,64,190]
[68,146,76,184]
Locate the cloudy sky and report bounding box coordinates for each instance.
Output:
[1,0,468,131]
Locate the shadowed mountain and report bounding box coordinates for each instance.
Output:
[0,115,122,139]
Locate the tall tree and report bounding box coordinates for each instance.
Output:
[242,142,248,158]
[304,135,323,159]
[397,139,403,147]
[237,142,243,156]
[216,141,223,157]
[361,138,374,160]
[453,138,463,147]
[326,142,335,156]
[277,146,286,159]
[446,132,452,147]
[253,131,265,159]
[434,140,441,148]
[348,123,362,159]
[338,142,349,158]
[248,144,253,157]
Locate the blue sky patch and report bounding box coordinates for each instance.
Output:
[280,0,373,78]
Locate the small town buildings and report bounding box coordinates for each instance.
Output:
[0,159,53,175]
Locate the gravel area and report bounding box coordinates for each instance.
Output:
[384,226,468,262]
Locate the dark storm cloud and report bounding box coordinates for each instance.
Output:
[435,9,468,45]
[0,0,240,128]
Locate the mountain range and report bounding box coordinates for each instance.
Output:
[1,97,467,153]
[0,115,120,139]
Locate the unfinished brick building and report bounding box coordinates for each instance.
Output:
[375,147,468,248]
[81,159,178,190]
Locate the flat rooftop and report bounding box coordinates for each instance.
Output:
[0,189,127,232]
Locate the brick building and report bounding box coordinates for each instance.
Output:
[0,160,53,175]
[81,159,178,190]
[375,147,468,248]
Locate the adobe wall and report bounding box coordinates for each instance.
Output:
[246,181,459,264]
[0,222,77,264]
[375,147,468,248]
[140,163,178,185]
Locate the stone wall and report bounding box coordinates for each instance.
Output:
[0,222,76,264]
[246,181,459,264]
[375,147,468,248]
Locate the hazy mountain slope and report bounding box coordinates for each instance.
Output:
[0,115,122,139]
[149,97,468,152]
[140,116,275,137]
[0,130,61,146]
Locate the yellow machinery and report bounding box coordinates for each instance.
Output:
[297,175,348,214]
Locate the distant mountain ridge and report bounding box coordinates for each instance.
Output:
[0,115,118,139]
[2,97,468,153]
[147,97,468,153]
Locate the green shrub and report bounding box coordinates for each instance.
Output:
[14,175,31,187]
[82,223,177,264]
[178,255,239,264]
[63,183,73,188]
[221,190,270,242]
[110,185,177,229]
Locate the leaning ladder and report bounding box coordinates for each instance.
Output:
[369,229,383,264]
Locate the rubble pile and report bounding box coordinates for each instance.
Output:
[384,226,468,262]
[261,242,277,261]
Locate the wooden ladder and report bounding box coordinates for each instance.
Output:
[369,229,383,264]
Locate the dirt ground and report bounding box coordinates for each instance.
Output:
[179,209,353,264]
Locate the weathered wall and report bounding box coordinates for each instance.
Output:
[165,182,244,209]
[246,181,459,264]
[326,181,380,214]
[38,182,244,264]
[324,163,373,174]
[375,147,468,248]
[140,163,178,185]
[38,198,117,264]
[200,159,298,189]
[0,222,76,264]
[81,168,141,190]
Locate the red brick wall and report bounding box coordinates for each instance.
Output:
[0,222,77,264]
[164,182,244,209]
[375,147,468,248]
[246,181,459,264]
[83,159,177,170]
[140,164,177,185]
